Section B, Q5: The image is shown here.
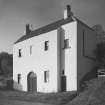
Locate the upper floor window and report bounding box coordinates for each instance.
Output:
[64,39,70,48]
[17,74,21,84]
[30,45,32,55]
[44,41,49,51]
[18,49,22,57]
[83,30,85,56]
[44,71,49,83]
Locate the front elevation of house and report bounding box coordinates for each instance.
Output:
[13,5,97,93]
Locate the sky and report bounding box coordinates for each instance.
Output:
[0,0,105,54]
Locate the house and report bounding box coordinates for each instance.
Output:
[13,5,97,93]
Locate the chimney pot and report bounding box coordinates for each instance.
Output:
[26,24,30,35]
[64,5,73,19]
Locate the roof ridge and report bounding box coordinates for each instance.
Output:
[15,17,74,44]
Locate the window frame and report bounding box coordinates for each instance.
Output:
[30,45,33,55]
[44,41,49,51]
[64,39,70,49]
[17,74,21,84]
[18,49,22,57]
[44,71,49,83]
[62,69,65,75]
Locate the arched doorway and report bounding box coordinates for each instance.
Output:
[27,72,37,92]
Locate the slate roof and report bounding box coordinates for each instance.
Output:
[15,17,73,44]
[15,16,94,44]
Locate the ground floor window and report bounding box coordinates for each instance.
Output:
[62,69,65,75]
[17,74,21,84]
[44,71,49,83]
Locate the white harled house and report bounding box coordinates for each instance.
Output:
[13,5,97,93]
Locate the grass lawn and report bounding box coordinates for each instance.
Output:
[66,77,105,105]
[0,98,51,105]
[0,89,77,105]
[1,77,105,105]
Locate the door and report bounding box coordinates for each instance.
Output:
[27,72,37,92]
[61,75,66,91]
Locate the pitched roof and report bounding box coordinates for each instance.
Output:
[75,17,94,32]
[15,17,73,44]
[15,16,94,44]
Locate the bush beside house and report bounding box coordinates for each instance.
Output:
[0,52,13,89]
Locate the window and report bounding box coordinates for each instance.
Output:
[18,49,22,57]
[44,41,49,51]
[83,30,85,56]
[30,45,32,55]
[62,70,65,75]
[17,74,21,84]
[98,69,105,76]
[64,39,69,48]
[44,71,49,82]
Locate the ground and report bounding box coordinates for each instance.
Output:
[0,89,76,105]
[66,77,105,105]
[0,98,51,105]
[1,77,105,105]
[0,90,52,105]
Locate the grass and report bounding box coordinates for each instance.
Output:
[0,75,77,105]
[0,89,77,105]
[1,76,105,105]
[66,77,105,105]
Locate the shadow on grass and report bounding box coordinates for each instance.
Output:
[0,80,23,92]
[80,67,98,91]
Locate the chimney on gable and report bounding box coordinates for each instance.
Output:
[26,24,31,35]
[64,5,73,19]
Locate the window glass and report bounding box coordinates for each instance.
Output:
[62,70,65,75]
[44,41,49,51]
[64,39,69,48]
[18,49,22,57]
[17,74,21,84]
[44,71,49,82]
[30,45,32,55]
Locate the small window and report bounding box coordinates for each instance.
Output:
[44,41,49,51]
[64,39,69,48]
[17,74,21,84]
[30,45,32,55]
[44,71,49,82]
[18,49,22,57]
[62,70,65,75]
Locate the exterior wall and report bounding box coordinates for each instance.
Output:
[13,19,97,93]
[57,27,63,92]
[62,21,77,91]
[77,22,97,90]
[13,30,60,93]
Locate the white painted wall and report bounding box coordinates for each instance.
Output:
[13,30,60,93]
[13,19,97,93]
[62,21,77,91]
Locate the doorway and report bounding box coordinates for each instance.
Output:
[27,72,37,92]
[61,75,66,91]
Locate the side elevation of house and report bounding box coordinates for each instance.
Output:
[13,5,97,93]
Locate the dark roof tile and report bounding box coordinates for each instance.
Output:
[15,17,73,44]
[15,16,94,44]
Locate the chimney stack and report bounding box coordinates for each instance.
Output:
[26,24,31,35]
[64,5,73,19]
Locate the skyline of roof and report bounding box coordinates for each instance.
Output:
[15,16,94,44]
[15,17,73,44]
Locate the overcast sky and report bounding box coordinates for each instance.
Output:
[0,0,105,54]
